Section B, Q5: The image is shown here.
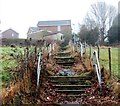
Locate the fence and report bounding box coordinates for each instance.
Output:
[76,42,119,78]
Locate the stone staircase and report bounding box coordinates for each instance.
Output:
[48,45,93,98]
[48,76,92,97]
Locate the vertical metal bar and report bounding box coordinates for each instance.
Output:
[49,44,51,56]
[80,42,83,57]
[93,64,102,88]
[37,52,42,87]
[93,51,102,88]
[95,51,101,77]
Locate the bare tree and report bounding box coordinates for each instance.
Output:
[84,2,117,44]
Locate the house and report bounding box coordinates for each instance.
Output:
[43,32,64,41]
[27,27,52,40]
[37,20,72,34]
[2,28,19,39]
[27,27,40,35]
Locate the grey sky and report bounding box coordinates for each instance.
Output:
[0,0,119,38]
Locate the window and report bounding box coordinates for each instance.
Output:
[12,33,14,37]
[57,26,61,31]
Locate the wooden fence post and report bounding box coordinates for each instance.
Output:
[80,42,83,57]
[108,47,111,77]
[35,46,37,61]
[84,41,86,53]
[97,45,100,60]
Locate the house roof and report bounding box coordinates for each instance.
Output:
[29,27,39,32]
[37,20,71,27]
[2,28,19,35]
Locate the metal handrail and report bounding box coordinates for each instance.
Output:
[37,52,42,87]
[93,50,102,88]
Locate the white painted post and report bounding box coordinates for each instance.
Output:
[93,51,101,77]
[37,52,42,87]
[44,40,47,51]
[52,43,55,51]
[49,44,52,56]
[93,64,102,88]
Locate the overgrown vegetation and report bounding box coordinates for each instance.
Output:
[0,47,23,87]
[1,44,43,105]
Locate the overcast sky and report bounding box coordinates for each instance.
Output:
[0,0,119,38]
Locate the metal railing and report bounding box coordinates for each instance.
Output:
[80,42,83,57]
[76,42,102,88]
[93,50,102,88]
[37,52,42,87]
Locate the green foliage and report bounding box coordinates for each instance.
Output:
[108,26,119,43]
[78,25,99,46]
[0,47,24,86]
[42,30,50,36]
[63,32,72,46]
[107,14,120,44]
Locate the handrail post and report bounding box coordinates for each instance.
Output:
[49,44,52,57]
[93,51,101,77]
[37,52,42,89]
[93,64,102,88]
[93,50,102,88]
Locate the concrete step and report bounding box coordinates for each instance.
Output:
[57,52,71,56]
[60,102,80,106]
[50,80,90,85]
[49,76,92,84]
[53,84,91,88]
[61,66,72,68]
[61,94,87,97]
[54,57,74,60]
[60,47,68,50]
[56,61,74,66]
[55,59,74,64]
[55,90,85,94]
[48,76,92,79]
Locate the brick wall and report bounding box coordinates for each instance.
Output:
[38,25,71,34]
[39,26,57,32]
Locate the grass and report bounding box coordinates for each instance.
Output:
[0,47,24,87]
[0,46,42,88]
[85,46,119,77]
